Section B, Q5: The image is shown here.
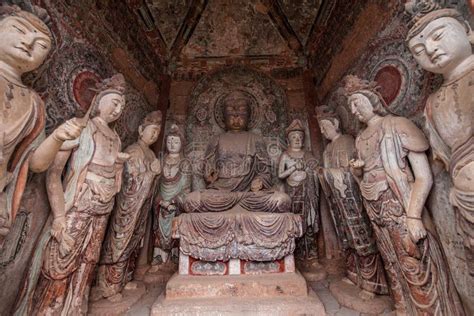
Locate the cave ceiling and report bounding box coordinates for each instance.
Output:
[125,0,336,73]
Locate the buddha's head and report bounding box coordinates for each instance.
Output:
[343,75,388,124]
[0,6,52,74]
[139,111,162,146]
[286,119,305,150]
[319,117,341,141]
[223,91,251,132]
[166,124,184,154]
[406,2,473,75]
[91,74,127,123]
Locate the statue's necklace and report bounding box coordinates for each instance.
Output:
[94,119,116,153]
[164,156,180,177]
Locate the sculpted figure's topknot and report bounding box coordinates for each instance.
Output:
[342,75,379,96]
[142,111,162,128]
[343,75,390,116]
[405,0,463,41]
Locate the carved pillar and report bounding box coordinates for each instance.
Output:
[303,70,340,259]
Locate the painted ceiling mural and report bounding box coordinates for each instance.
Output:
[139,0,328,64]
[182,0,291,58]
[279,0,323,45]
[146,0,191,48]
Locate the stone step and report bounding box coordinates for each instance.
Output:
[152,288,326,316]
[165,271,309,300]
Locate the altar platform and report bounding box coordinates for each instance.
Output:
[151,271,326,315]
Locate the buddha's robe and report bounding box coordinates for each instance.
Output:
[183,131,290,213]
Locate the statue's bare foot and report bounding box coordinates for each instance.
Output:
[107,293,123,303]
[358,289,375,300]
[342,277,355,285]
[124,281,138,290]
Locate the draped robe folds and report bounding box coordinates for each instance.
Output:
[320,134,388,295]
[177,130,300,262]
[15,120,124,316]
[96,142,159,297]
[183,131,291,213]
[356,115,465,315]
[153,158,191,250]
[424,68,474,273]
[280,151,320,259]
[0,77,45,243]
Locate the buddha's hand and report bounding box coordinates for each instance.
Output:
[51,215,74,256]
[51,215,66,241]
[53,118,85,142]
[150,159,161,174]
[206,170,218,184]
[407,218,427,243]
[251,177,264,192]
[295,161,304,170]
[117,152,131,163]
[160,200,170,208]
[349,159,364,169]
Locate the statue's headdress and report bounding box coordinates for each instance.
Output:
[315,105,340,129]
[405,0,463,42]
[142,110,162,128]
[90,74,127,116]
[343,75,390,116]
[167,124,184,141]
[0,4,52,39]
[285,119,305,137]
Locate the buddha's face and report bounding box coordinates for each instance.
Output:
[288,131,304,150]
[408,17,473,75]
[97,92,125,123]
[320,120,339,141]
[140,124,161,146]
[350,94,376,124]
[224,99,250,131]
[0,16,52,73]
[166,135,182,154]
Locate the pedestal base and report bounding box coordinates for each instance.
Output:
[88,281,147,316]
[151,272,326,315]
[329,279,394,314]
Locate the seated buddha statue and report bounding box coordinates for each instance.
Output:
[182,91,291,214]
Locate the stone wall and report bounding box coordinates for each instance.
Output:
[317,2,474,313]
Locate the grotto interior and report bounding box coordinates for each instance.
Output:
[0,0,473,315]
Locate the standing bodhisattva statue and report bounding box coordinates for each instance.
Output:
[406,0,474,275]
[93,111,163,300]
[278,119,319,259]
[318,112,388,298]
[345,75,465,315]
[0,5,83,248]
[29,74,129,315]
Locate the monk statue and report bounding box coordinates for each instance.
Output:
[406,0,474,275]
[182,90,291,214]
[0,5,84,247]
[345,75,465,315]
[25,74,129,315]
[278,119,319,259]
[317,111,388,299]
[152,124,191,267]
[92,111,163,301]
